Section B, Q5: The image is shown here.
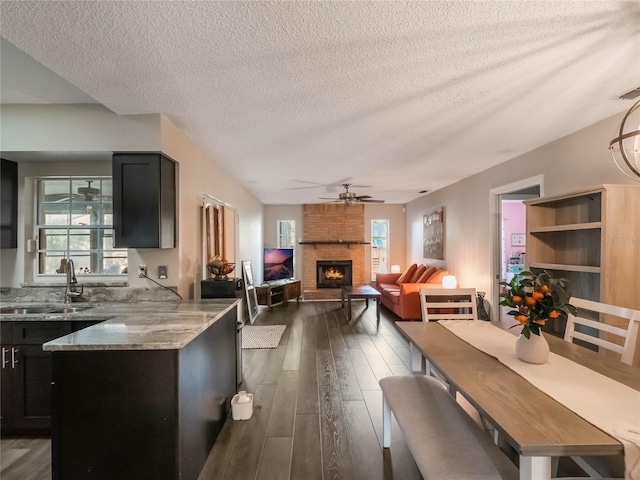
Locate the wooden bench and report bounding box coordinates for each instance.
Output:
[380,375,519,480]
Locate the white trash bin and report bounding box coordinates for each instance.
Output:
[231,390,254,420]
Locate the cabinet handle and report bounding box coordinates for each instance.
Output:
[11,347,19,368]
[2,347,8,369]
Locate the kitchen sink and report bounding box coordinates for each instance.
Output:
[49,306,95,314]
[0,305,95,315]
[0,306,58,314]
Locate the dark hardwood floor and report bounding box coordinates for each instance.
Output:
[199,300,423,480]
[1,299,586,479]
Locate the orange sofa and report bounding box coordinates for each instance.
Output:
[375,265,449,320]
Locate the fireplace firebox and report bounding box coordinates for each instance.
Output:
[316,260,352,289]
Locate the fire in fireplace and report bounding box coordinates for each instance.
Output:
[317,260,352,288]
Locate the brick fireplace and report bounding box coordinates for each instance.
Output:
[302,204,365,300]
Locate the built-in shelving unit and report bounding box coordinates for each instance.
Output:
[525,184,640,365]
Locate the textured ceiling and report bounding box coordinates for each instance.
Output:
[1,1,639,204]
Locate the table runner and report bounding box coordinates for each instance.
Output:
[438,320,640,480]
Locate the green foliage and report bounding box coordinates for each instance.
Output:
[498,270,577,336]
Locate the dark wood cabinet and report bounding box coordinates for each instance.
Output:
[51,309,237,480]
[1,320,102,435]
[112,153,176,249]
[1,158,18,249]
[1,322,72,434]
[255,279,301,310]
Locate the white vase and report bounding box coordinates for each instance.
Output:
[515,331,549,364]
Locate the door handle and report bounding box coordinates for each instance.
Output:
[2,347,8,369]
[11,347,19,368]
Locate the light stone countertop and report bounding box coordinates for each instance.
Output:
[1,299,240,352]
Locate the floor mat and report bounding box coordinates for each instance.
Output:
[241,325,286,349]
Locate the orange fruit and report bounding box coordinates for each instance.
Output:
[538,285,549,294]
[525,296,537,306]
[512,295,522,304]
[549,310,559,318]
[532,291,544,301]
[534,319,546,326]
[515,314,528,324]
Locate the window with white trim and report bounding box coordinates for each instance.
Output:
[277,220,295,248]
[36,177,127,277]
[371,219,389,280]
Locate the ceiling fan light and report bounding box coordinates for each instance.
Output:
[609,99,640,181]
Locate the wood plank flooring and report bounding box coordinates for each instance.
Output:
[1,299,587,479]
[199,299,423,480]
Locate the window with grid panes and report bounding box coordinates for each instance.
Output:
[36,177,127,277]
[371,219,389,280]
[277,220,295,248]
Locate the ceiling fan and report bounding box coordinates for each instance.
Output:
[289,177,370,193]
[45,180,103,202]
[319,184,385,204]
[76,180,101,201]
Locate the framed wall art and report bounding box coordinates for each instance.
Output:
[423,207,444,260]
[511,233,526,247]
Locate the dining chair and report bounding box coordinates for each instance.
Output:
[419,287,479,322]
[418,287,479,380]
[564,297,640,366]
[417,287,498,438]
[561,297,639,479]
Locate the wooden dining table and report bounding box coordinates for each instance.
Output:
[395,321,640,480]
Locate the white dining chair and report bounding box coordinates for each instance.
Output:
[561,297,639,479]
[417,288,479,380]
[564,297,640,366]
[419,287,479,322]
[417,287,499,439]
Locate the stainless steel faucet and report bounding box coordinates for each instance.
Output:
[64,258,84,304]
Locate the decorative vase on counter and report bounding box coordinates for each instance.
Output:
[515,332,549,364]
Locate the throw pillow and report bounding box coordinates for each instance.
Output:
[427,269,449,284]
[408,265,426,283]
[395,264,417,285]
[416,266,436,283]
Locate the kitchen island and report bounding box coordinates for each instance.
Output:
[40,299,240,480]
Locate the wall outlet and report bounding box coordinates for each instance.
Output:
[158,265,168,279]
[138,264,147,278]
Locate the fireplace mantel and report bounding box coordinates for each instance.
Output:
[299,240,370,249]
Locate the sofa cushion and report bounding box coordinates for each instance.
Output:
[395,264,417,285]
[379,283,399,293]
[427,269,449,284]
[416,266,436,283]
[384,289,400,305]
[408,265,426,283]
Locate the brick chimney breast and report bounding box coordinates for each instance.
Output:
[302,204,366,300]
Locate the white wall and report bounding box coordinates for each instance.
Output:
[263,205,303,284]
[1,104,264,297]
[404,111,636,317]
[159,116,264,297]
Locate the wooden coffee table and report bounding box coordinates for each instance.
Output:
[341,285,381,327]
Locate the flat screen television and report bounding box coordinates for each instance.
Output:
[263,248,294,282]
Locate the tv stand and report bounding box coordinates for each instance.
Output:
[255,279,301,310]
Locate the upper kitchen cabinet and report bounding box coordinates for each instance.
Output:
[113,153,176,249]
[1,159,18,249]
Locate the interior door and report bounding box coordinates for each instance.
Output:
[490,177,542,324]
